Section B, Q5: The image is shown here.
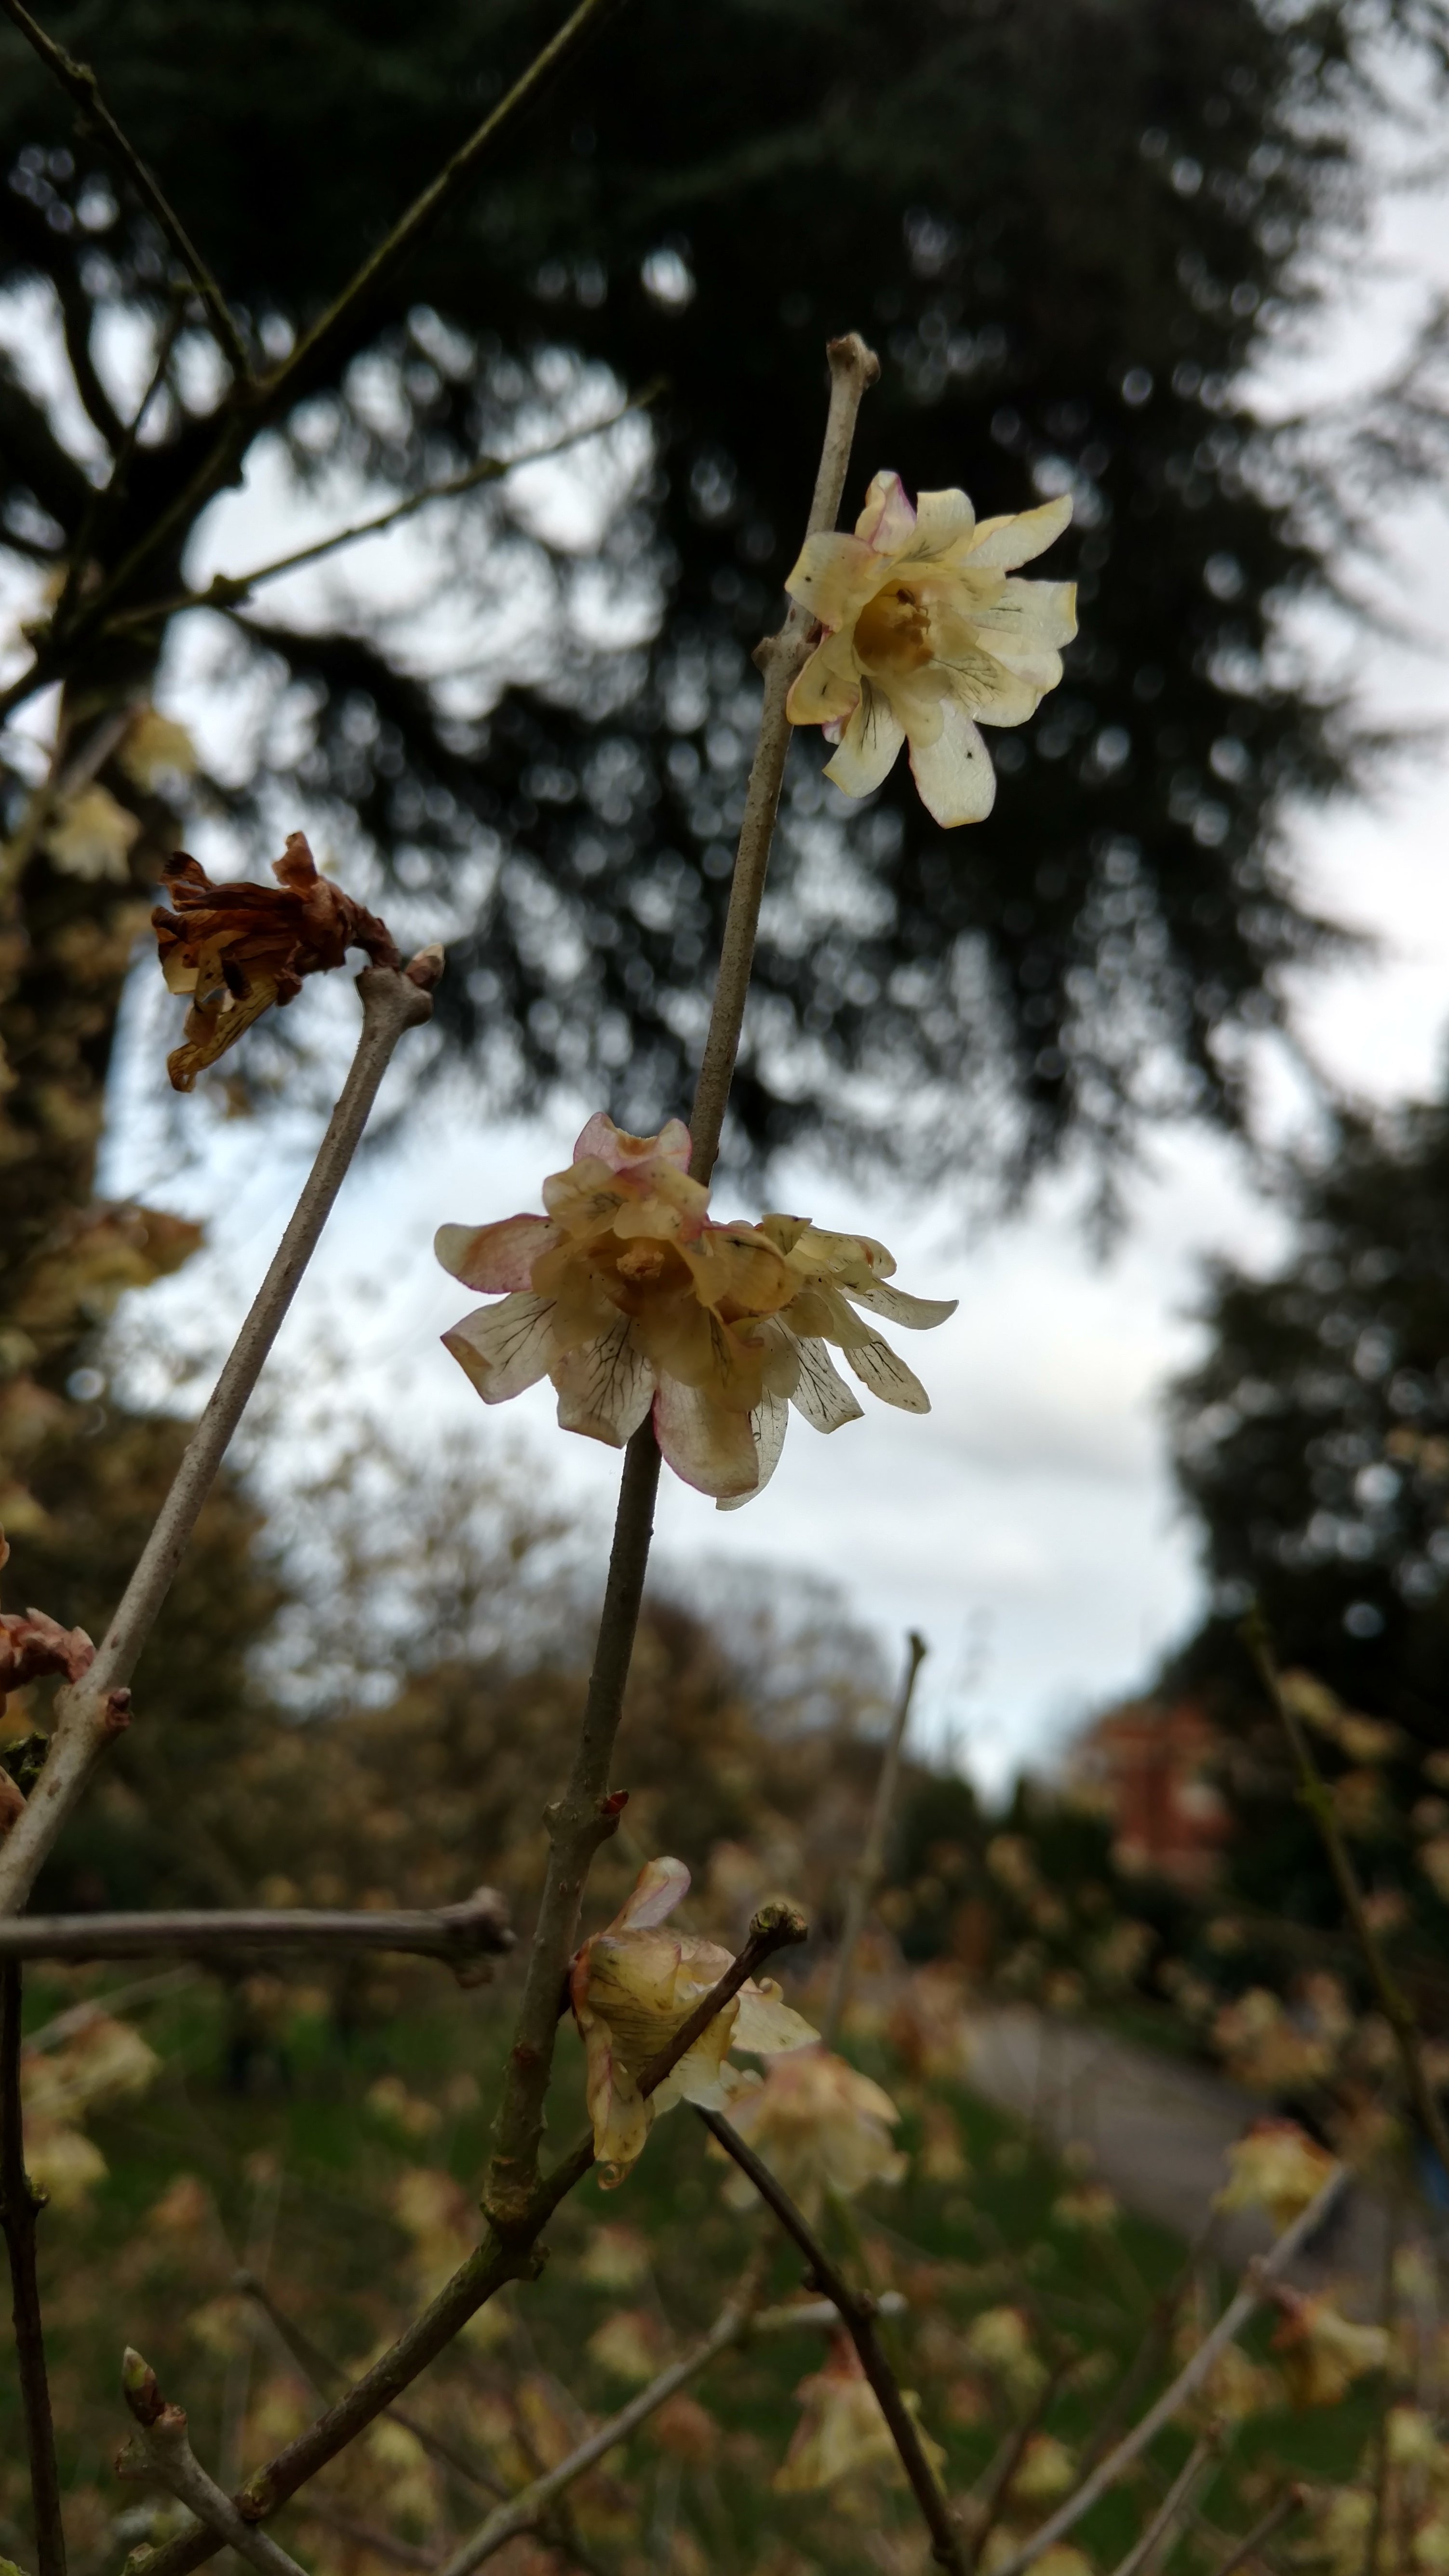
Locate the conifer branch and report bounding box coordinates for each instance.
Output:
[0,0,250,379]
[0,1964,67,2576]
[0,953,440,1918]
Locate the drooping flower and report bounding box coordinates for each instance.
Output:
[151,832,399,1091]
[774,2333,943,2494]
[717,2045,904,2217]
[785,470,1076,825]
[568,1856,816,2187]
[1215,2118,1337,2233]
[1272,2291,1389,2409]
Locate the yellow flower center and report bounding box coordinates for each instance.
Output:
[616,1241,668,1284]
[853,582,933,676]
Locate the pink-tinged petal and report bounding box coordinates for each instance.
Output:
[552,1317,654,1447]
[853,470,917,553]
[614,1855,691,1933]
[844,1332,930,1413]
[785,631,860,730]
[571,1112,692,1173]
[434,1213,557,1291]
[965,493,1073,571]
[822,680,905,799]
[717,1386,789,1513]
[783,531,884,629]
[653,1376,760,1499]
[845,1281,957,1330]
[899,487,976,561]
[441,1292,556,1401]
[907,699,996,827]
[788,1337,864,1433]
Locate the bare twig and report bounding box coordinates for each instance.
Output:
[1,1964,66,2576]
[1243,1608,1449,2177]
[292,2496,440,2571]
[1208,2488,1303,2574]
[0,0,250,379]
[129,1905,808,2576]
[821,1628,927,2048]
[963,2358,1075,2576]
[121,2351,307,2576]
[1107,2438,1214,2576]
[985,2166,1345,2576]
[0,952,439,1918]
[101,383,665,634]
[698,2106,965,2574]
[0,1889,511,1978]
[483,333,877,2222]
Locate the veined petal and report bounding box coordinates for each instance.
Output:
[823,680,905,798]
[907,699,996,827]
[966,576,1078,652]
[788,1336,865,1433]
[845,1281,958,1330]
[845,1332,931,1412]
[441,1293,556,1402]
[854,470,917,553]
[784,530,884,629]
[615,1855,691,1932]
[717,1386,790,1513]
[653,1376,760,1499]
[899,486,976,562]
[786,631,861,729]
[936,648,1043,728]
[552,1316,654,1447]
[733,1984,818,2054]
[965,493,1073,570]
[434,1213,558,1292]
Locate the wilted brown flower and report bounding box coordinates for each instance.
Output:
[152,831,399,1091]
[0,1526,94,1724]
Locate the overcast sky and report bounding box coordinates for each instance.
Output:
[83,108,1449,1794]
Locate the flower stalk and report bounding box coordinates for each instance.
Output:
[821,1627,927,2047]
[0,953,440,1919]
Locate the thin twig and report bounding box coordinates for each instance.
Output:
[821,1628,926,2048]
[984,2166,1345,2576]
[963,2358,1075,2576]
[698,2106,965,2574]
[1243,1608,1449,2177]
[101,384,665,634]
[483,332,878,2222]
[0,1889,511,1977]
[295,2497,440,2571]
[128,1905,808,2576]
[1,1964,67,2576]
[1107,2438,1214,2576]
[121,2352,307,2576]
[0,953,439,1918]
[1074,2214,1218,2479]
[1208,2488,1303,2575]
[0,0,249,379]
[50,292,189,641]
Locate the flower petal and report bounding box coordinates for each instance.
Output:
[965,493,1073,571]
[434,1213,558,1292]
[788,1337,865,1433]
[854,470,917,552]
[900,486,976,562]
[845,1332,931,1412]
[733,1985,818,2054]
[653,1376,761,1498]
[845,1282,958,1330]
[441,1293,556,1402]
[934,646,1043,728]
[784,531,883,629]
[786,629,860,729]
[967,576,1078,653]
[615,1855,691,1932]
[907,699,996,827]
[552,1315,654,1447]
[717,1386,789,1513]
[573,1112,692,1172]
[822,680,905,799]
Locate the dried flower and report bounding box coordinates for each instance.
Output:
[151,832,399,1092]
[438,1118,952,1502]
[785,471,1075,825]
[0,1528,94,1721]
[568,1856,816,2186]
[1215,2119,1337,2232]
[774,2332,942,2493]
[718,2045,905,2216]
[1272,2291,1389,2408]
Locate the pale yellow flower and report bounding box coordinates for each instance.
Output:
[774,2332,943,2493]
[963,2307,1048,2405]
[119,707,197,792]
[42,783,140,882]
[718,2044,905,2217]
[1007,2433,1076,2506]
[568,1856,816,2186]
[1215,2118,1337,2233]
[785,470,1076,825]
[1272,2291,1389,2408]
